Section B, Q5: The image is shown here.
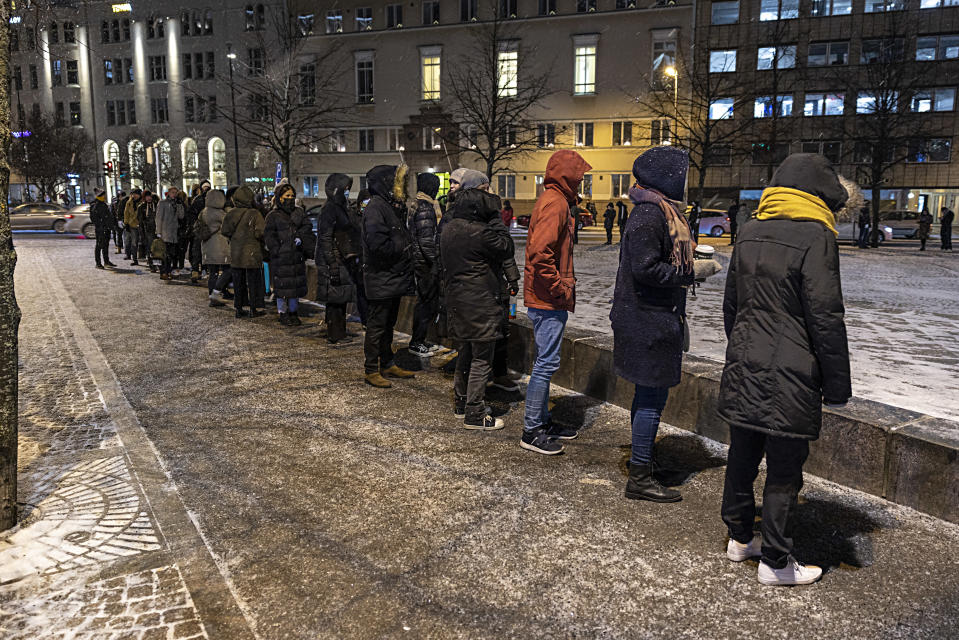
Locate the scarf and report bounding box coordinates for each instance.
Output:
[754,187,838,236]
[417,191,442,222]
[628,185,695,276]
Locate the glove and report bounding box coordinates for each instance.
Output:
[693,259,722,282]
[294,237,302,247]
[329,268,341,286]
[508,281,519,296]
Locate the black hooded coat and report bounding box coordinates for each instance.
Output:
[439,189,512,342]
[264,195,317,300]
[718,153,852,440]
[315,173,358,304]
[361,165,414,300]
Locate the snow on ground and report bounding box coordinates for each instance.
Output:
[514,240,959,422]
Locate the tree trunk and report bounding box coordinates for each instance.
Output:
[871,184,882,249]
[0,0,21,532]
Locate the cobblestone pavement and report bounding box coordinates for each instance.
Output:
[5,236,959,639]
[1,247,210,639]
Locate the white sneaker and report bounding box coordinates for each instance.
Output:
[758,559,823,586]
[726,535,762,562]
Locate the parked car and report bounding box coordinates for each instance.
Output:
[9,202,70,232]
[61,204,97,239]
[515,210,592,230]
[692,208,731,237]
[879,210,919,239]
[836,222,893,245]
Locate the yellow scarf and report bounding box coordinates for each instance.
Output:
[754,187,838,237]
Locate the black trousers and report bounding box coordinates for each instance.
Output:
[364,296,401,373]
[207,265,231,294]
[326,303,347,342]
[161,242,177,275]
[605,227,613,244]
[113,226,123,250]
[492,309,510,378]
[94,231,111,266]
[234,268,263,311]
[454,340,495,419]
[346,258,368,326]
[943,226,953,250]
[411,277,439,346]
[721,425,810,569]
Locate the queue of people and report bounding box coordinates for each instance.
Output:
[91,147,852,588]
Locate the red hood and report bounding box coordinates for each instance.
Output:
[544,150,592,203]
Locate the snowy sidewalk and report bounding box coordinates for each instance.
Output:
[0,250,250,639]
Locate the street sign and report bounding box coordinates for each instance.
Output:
[275,162,283,184]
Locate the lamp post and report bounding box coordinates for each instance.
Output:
[664,65,678,143]
[227,47,241,185]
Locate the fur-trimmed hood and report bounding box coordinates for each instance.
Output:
[366,164,409,205]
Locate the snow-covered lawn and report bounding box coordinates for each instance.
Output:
[515,241,959,422]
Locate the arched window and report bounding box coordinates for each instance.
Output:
[208,137,227,188]
[155,139,173,192]
[204,10,214,35]
[111,19,121,42]
[181,138,199,192]
[103,140,120,200]
[48,22,59,44]
[245,5,255,31]
[128,140,145,190]
[181,12,191,37]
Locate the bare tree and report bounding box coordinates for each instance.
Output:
[631,33,754,203]
[9,112,92,201]
[843,12,946,246]
[1,0,22,532]
[193,8,350,184]
[441,5,554,179]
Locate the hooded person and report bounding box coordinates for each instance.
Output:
[719,153,851,587]
[440,173,513,430]
[123,189,142,263]
[221,185,267,318]
[264,183,316,326]
[316,173,359,343]
[90,188,115,269]
[197,189,233,305]
[155,186,185,279]
[361,164,417,388]
[520,150,591,455]
[136,191,159,272]
[185,179,213,282]
[408,172,444,356]
[610,146,721,504]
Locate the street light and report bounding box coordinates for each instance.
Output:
[664,65,678,144]
[227,46,241,185]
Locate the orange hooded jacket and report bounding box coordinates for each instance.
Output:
[523,150,592,312]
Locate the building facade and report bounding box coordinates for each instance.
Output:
[696,0,959,220]
[8,1,282,204]
[288,0,693,212]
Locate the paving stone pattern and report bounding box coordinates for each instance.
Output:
[0,249,208,639]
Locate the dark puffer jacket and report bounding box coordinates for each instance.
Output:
[221,186,265,269]
[718,154,852,440]
[361,165,414,300]
[315,173,357,303]
[440,189,512,342]
[611,147,694,389]
[410,173,441,284]
[264,203,316,300]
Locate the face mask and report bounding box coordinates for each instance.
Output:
[280,199,295,212]
[343,190,351,200]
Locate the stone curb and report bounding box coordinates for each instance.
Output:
[306,265,959,524]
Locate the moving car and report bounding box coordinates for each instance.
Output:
[516,210,592,229]
[61,204,97,239]
[694,209,731,237]
[836,222,893,245]
[879,210,919,239]
[9,202,70,232]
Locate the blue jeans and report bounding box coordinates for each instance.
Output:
[523,308,568,433]
[630,385,670,466]
[277,297,299,313]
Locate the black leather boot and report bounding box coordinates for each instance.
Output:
[625,463,682,503]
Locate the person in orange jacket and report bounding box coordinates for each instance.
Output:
[520,149,591,455]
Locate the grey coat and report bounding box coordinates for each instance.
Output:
[155,197,184,243]
[198,190,231,265]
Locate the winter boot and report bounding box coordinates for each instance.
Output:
[624,463,682,503]
[382,364,415,379]
[289,311,302,326]
[279,312,292,326]
[365,372,392,388]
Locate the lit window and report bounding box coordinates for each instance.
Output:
[810,0,852,15]
[907,138,951,162]
[760,0,798,20]
[910,87,956,112]
[803,93,845,116]
[709,98,734,120]
[497,42,518,98]
[326,10,343,33]
[651,29,677,79]
[864,0,904,12]
[757,46,796,70]
[754,95,793,118]
[709,50,736,73]
[857,91,898,114]
[356,7,373,30]
[355,51,374,103]
[573,36,598,95]
[421,47,441,100]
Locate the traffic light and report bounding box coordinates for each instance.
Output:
[104,160,114,173]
